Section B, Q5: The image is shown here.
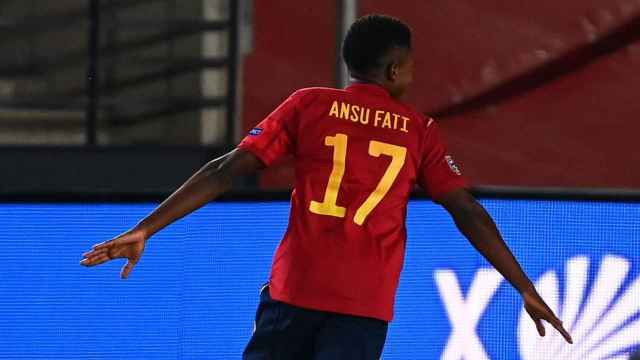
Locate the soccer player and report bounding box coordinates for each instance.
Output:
[81,14,572,359]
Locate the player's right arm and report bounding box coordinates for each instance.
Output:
[79,149,264,278]
[81,90,304,279]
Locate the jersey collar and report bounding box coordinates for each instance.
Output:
[345,82,392,99]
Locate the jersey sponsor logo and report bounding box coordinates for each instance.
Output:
[249,127,263,136]
[445,155,462,175]
[435,255,640,360]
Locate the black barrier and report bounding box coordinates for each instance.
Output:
[3,187,640,203]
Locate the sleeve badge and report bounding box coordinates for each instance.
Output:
[445,155,462,175]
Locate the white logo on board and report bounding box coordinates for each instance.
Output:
[519,255,640,360]
[435,268,502,360]
[435,255,640,360]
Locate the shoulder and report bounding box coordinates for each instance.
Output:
[394,101,437,132]
[283,87,344,112]
[292,87,345,101]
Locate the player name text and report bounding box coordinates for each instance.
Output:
[329,101,410,133]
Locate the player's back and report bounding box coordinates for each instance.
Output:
[238,82,465,321]
[294,84,423,230]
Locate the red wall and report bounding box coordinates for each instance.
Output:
[241,1,640,189]
[359,0,639,111]
[241,2,338,188]
[444,44,640,187]
[359,0,640,188]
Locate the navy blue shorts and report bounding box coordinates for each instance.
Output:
[243,284,388,360]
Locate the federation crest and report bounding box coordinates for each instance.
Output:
[445,155,462,175]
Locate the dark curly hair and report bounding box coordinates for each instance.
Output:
[342,14,412,77]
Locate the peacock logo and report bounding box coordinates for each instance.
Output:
[519,255,640,360]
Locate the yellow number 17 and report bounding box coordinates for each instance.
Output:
[309,133,407,225]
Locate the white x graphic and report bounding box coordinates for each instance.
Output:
[435,268,504,360]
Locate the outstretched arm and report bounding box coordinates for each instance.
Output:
[80,149,264,277]
[130,149,262,239]
[437,188,573,344]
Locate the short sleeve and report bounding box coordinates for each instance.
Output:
[417,120,467,199]
[237,91,303,167]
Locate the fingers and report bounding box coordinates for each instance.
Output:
[528,306,573,344]
[93,231,144,250]
[527,307,546,337]
[81,231,145,278]
[80,253,110,267]
[92,240,113,250]
[538,306,573,344]
[552,322,573,344]
[120,260,136,279]
[546,317,573,344]
[535,318,546,337]
[82,248,107,258]
[80,250,140,280]
[80,247,110,266]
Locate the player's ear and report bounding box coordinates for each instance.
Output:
[386,62,399,82]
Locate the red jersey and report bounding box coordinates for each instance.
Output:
[238,83,466,321]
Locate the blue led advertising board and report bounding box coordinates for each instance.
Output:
[0,199,638,359]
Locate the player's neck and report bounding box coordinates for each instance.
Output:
[348,76,395,97]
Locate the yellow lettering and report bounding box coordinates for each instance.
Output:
[354,141,407,225]
[401,116,410,133]
[382,112,392,129]
[330,102,409,134]
[310,134,407,226]
[340,102,350,120]
[309,134,348,218]
[374,110,385,127]
[350,105,360,122]
[362,108,370,125]
[329,101,339,118]
[393,114,400,129]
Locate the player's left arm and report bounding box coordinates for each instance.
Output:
[437,188,573,344]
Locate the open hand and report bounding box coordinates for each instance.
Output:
[80,229,146,279]
[523,288,573,344]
